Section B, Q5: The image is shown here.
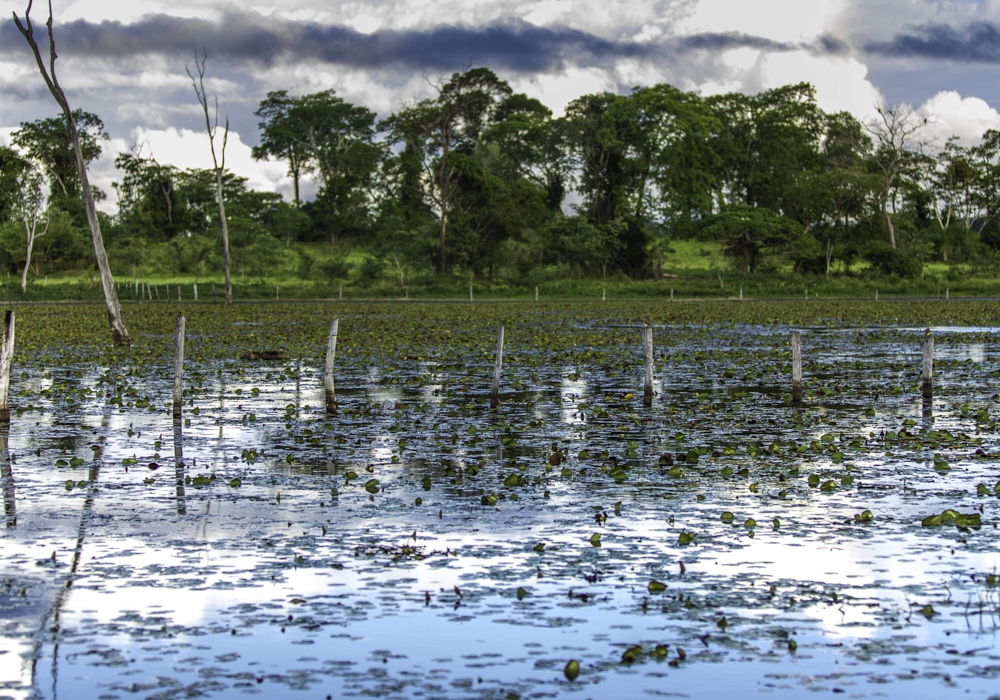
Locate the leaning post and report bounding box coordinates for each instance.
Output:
[642,326,654,408]
[0,312,15,422]
[922,328,934,400]
[489,326,505,409]
[791,330,803,403]
[173,315,185,418]
[324,318,339,413]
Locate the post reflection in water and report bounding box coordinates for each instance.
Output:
[173,418,187,516]
[0,421,14,527]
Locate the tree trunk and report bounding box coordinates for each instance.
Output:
[12,8,129,345]
[21,233,33,294]
[438,206,447,274]
[215,170,233,305]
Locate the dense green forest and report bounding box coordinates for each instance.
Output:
[2,66,1000,293]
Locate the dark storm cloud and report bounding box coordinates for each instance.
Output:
[0,11,817,72]
[865,21,1000,64]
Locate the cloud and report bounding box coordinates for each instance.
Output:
[865,21,1000,64]
[0,11,832,75]
[917,91,1000,146]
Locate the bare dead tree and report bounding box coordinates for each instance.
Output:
[12,0,130,344]
[187,51,233,306]
[865,103,928,249]
[17,168,48,294]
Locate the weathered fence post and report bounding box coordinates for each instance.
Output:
[922,328,934,400]
[469,284,474,302]
[740,287,743,300]
[791,330,802,403]
[325,318,339,413]
[670,288,674,301]
[602,287,606,302]
[155,284,160,301]
[0,312,15,422]
[212,283,216,303]
[339,283,342,300]
[490,325,504,409]
[642,326,653,408]
[535,286,538,301]
[193,283,198,302]
[946,287,950,302]
[177,286,181,302]
[173,315,185,418]
[276,285,280,301]
[875,289,879,302]
[166,282,170,298]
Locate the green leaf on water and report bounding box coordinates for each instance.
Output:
[678,531,695,545]
[55,459,68,466]
[919,604,936,619]
[855,510,874,522]
[820,480,837,492]
[788,639,797,652]
[69,457,84,467]
[653,644,668,658]
[533,543,545,552]
[648,580,666,593]
[720,466,733,476]
[414,497,422,506]
[516,587,529,600]
[345,471,358,480]
[772,518,780,529]
[720,511,735,523]
[922,514,943,527]
[589,533,602,546]
[481,494,498,506]
[364,479,379,494]
[744,518,756,528]
[977,483,989,496]
[64,480,74,490]
[229,478,242,488]
[621,645,642,664]
[564,659,580,682]
[807,474,820,488]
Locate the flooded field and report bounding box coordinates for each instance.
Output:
[2,299,1000,700]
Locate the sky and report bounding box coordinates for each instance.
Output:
[1,0,1000,212]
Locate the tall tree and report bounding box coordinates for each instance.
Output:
[12,0,129,345]
[382,67,512,273]
[864,103,927,249]
[11,161,48,293]
[187,51,233,305]
[252,91,306,207]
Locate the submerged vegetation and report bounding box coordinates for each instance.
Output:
[2,299,1000,697]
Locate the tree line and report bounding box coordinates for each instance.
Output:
[4,65,1000,289]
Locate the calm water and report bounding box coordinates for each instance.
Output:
[2,318,1000,699]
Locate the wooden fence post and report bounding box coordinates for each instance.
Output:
[173,315,185,418]
[791,330,802,403]
[0,312,15,422]
[470,284,474,302]
[325,318,339,413]
[193,283,198,302]
[535,286,538,301]
[642,327,653,408]
[490,325,504,409]
[922,328,934,400]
